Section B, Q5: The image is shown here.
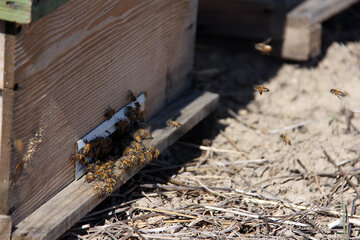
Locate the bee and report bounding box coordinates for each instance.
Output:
[127,90,137,102]
[138,153,146,164]
[330,89,346,98]
[106,177,117,185]
[153,149,160,160]
[104,183,113,194]
[85,172,95,183]
[104,107,115,120]
[13,139,23,152]
[123,147,136,156]
[72,153,87,165]
[82,142,92,156]
[134,135,142,143]
[280,134,291,146]
[93,184,100,191]
[253,85,270,95]
[254,38,272,55]
[130,141,142,151]
[167,120,181,129]
[12,161,23,183]
[133,129,152,140]
[144,151,153,162]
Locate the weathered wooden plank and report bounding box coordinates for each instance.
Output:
[287,0,358,27]
[0,215,11,240]
[0,20,15,215]
[12,91,219,240]
[0,0,31,24]
[4,0,197,225]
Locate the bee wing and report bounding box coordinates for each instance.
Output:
[263,37,272,44]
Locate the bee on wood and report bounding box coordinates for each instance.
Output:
[72,153,87,165]
[127,90,137,102]
[144,151,153,162]
[85,172,95,183]
[167,120,181,129]
[153,149,160,160]
[133,129,152,140]
[82,142,92,157]
[13,139,23,152]
[104,107,115,120]
[254,38,272,55]
[12,161,23,183]
[280,134,291,146]
[134,135,142,143]
[130,141,142,151]
[330,89,346,99]
[254,85,270,95]
[115,119,129,134]
[104,183,114,194]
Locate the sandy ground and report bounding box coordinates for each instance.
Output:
[63,4,360,239]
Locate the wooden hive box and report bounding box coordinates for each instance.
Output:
[0,0,212,238]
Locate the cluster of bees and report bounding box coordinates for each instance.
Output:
[72,91,159,195]
[254,40,347,145]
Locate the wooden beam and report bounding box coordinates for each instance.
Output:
[282,0,358,60]
[5,0,197,225]
[12,91,219,240]
[0,215,11,240]
[286,0,358,27]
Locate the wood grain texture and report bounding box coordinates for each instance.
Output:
[0,20,15,215]
[12,91,219,240]
[5,0,197,225]
[0,215,11,240]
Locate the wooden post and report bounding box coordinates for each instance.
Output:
[0,215,11,240]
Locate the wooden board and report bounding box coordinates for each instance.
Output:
[0,215,11,240]
[0,0,197,225]
[282,0,358,60]
[198,0,303,40]
[0,0,72,24]
[12,91,219,240]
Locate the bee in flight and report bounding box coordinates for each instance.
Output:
[280,134,291,146]
[167,120,181,129]
[254,85,270,95]
[254,38,272,55]
[330,89,346,99]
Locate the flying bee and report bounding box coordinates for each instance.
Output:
[254,85,270,95]
[104,107,115,120]
[254,38,272,55]
[127,90,137,102]
[85,172,95,183]
[280,134,291,146]
[330,89,346,99]
[167,120,181,129]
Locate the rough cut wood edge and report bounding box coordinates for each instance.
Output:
[8,0,197,225]
[0,21,15,214]
[12,91,219,240]
[281,23,321,61]
[0,215,11,240]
